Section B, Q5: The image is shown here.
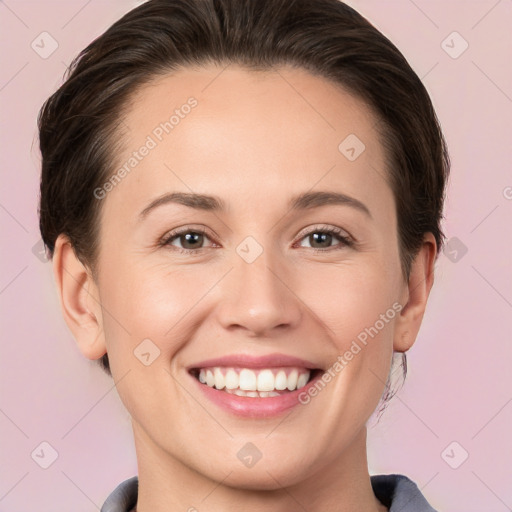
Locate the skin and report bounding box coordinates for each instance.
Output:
[52,64,436,512]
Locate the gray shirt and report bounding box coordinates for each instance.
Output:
[100,474,438,511]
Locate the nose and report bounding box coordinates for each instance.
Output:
[215,250,302,337]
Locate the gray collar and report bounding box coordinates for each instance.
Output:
[101,474,438,512]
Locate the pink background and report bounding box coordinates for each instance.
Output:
[1,0,511,510]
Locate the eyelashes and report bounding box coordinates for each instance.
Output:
[158,224,355,256]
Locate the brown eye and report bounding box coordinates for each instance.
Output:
[297,227,353,251]
[160,227,215,254]
[176,232,205,250]
[308,231,335,249]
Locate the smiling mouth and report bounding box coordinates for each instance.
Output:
[190,367,322,397]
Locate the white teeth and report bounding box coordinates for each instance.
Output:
[225,389,282,398]
[213,367,225,389]
[225,369,238,389]
[275,370,288,390]
[257,369,275,391]
[239,369,257,391]
[195,367,312,394]
[297,373,309,389]
[287,369,298,391]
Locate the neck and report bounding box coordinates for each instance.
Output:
[132,421,387,512]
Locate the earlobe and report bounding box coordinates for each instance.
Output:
[52,234,107,360]
[393,233,437,353]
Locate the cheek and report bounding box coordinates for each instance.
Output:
[98,261,195,365]
[299,260,400,336]
[302,260,398,391]
[96,263,194,423]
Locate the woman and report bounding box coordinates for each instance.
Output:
[37,0,449,510]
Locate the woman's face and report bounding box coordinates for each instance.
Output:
[85,64,415,487]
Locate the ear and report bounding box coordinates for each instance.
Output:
[52,234,107,360]
[393,233,437,352]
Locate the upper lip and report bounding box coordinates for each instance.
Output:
[188,353,322,370]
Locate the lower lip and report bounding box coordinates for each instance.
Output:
[190,371,323,418]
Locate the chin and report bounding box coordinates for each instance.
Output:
[200,453,313,491]
[223,468,304,491]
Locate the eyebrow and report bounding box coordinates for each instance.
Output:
[138,190,372,221]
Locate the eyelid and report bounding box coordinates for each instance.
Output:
[294,223,352,242]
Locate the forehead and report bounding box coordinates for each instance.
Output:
[106,64,392,222]
[123,63,382,152]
